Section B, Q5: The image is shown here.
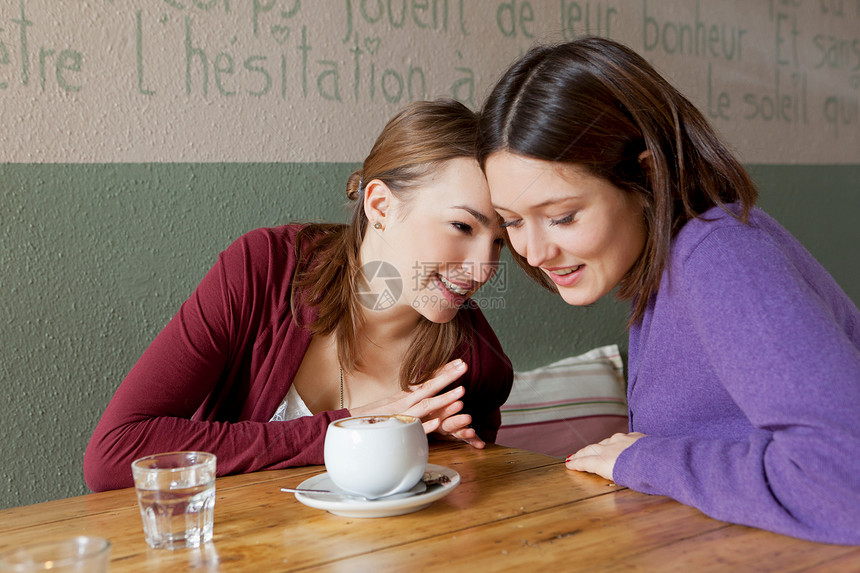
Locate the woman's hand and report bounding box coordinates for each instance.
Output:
[565,432,646,481]
[349,359,482,445]
[432,417,486,449]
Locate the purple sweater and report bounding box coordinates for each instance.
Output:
[614,205,860,545]
[84,225,513,492]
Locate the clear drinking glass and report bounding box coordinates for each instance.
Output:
[131,451,216,550]
[0,536,111,572]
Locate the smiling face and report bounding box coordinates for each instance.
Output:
[484,152,647,307]
[362,157,504,323]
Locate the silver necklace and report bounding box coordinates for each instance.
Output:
[339,365,344,409]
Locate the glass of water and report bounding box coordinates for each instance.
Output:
[131,451,216,550]
[0,536,110,572]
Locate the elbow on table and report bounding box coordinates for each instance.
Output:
[796,487,860,545]
[771,454,860,545]
[83,435,136,492]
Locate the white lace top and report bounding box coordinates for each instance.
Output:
[269,385,313,422]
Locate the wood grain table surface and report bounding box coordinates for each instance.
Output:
[1,443,857,572]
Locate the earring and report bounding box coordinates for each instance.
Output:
[373,222,383,230]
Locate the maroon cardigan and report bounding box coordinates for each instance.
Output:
[84,225,513,491]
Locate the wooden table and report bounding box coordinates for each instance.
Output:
[1,444,856,571]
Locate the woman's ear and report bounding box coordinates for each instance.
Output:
[363,179,392,230]
[637,149,652,170]
[637,149,654,190]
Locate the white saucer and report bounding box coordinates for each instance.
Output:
[293,464,460,518]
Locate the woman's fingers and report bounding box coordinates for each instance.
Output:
[420,418,443,434]
[429,399,466,422]
[347,359,471,429]
[565,432,646,481]
[409,360,467,400]
[405,360,475,439]
[438,412,471,434]
[444,422,482,442]
[404,386,465,420]
[431,412,486,449]
[457,433,486,449]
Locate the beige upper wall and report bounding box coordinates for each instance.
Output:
[1,0,858,163]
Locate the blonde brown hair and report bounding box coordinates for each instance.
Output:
[291,99,480,387]
[477,37,757,326]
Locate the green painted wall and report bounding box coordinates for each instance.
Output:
[1,163,857,509]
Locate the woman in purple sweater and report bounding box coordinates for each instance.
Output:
[478,37,860,544]
[85,99,513,491]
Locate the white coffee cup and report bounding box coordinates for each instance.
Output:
[323,415,428,499]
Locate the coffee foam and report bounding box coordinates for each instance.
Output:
[336,415,414,428]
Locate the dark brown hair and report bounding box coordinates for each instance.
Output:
[291,99,480,387]
[477,37,757,325]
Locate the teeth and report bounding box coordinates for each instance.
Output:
[439,275,469,295]
[553,265,583,276]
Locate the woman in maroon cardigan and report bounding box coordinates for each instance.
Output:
[85,99,513,491]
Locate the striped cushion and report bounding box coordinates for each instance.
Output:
[496,345,629,458]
